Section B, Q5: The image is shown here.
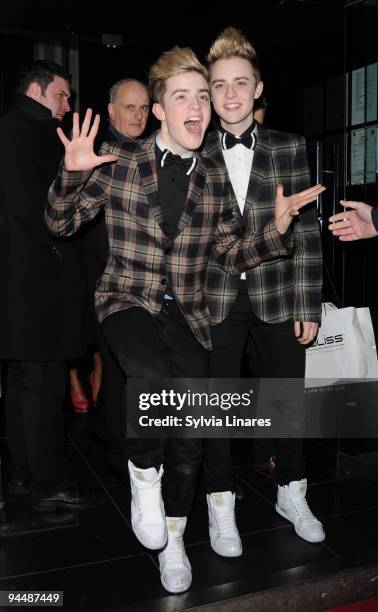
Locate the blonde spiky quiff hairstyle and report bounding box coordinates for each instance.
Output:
[207,26,260,78]
[149,46,208,103]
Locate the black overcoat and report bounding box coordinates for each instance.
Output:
[0,94,86,360]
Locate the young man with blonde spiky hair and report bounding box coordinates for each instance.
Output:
[46,44,324,593]
[202,27,325,548]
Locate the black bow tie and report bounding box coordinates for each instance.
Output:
[221,128,256,151]
[160,150,196,174]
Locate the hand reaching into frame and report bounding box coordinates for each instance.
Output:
[328,200,378,241]
[275,183,325,235]
[57,108,118,171]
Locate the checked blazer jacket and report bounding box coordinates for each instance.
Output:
[203,125,323,326]
[45,132,293,350]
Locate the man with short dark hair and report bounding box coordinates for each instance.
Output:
[0,60,103,511]
[16,59,71,121]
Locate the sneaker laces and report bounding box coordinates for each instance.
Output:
[214,507,238,536]
[289,494,317,523]
[163,535,186,568]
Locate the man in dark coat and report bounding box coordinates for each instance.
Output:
[0,60,101,511]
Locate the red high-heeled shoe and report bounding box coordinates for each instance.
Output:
[89,371,101,405]
[70,389,89,414]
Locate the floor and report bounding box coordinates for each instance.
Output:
[1,407,378,611]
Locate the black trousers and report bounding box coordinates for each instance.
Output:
[5,360,71,495]
[92,324,128,474]
[204,282,306,488]
[102,302,208,516]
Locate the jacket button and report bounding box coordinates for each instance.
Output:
[160,278,167,285]
[164,246,172,255]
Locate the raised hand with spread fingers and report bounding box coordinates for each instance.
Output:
[57,108,117,171]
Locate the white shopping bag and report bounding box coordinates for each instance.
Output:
[305,303,378,387]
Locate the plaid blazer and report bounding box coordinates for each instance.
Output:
[46,132,292,350]
[203,125,323,326]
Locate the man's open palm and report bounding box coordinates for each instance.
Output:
[57,108,117,171]
[275,183,325,235]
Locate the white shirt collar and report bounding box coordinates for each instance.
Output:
[156,132,194,159]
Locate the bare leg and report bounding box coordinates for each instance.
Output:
[69,367,88,413]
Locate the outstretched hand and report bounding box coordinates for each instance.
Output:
[57,108,118,171]
[275,183,325,235]
[328,200,378,241]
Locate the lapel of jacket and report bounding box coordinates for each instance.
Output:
[244,124,272,218]
[202,130,242,222]
[168,156,206,239]
[135,132,165,230]
[202,130,224,164]
[136,132,208,239]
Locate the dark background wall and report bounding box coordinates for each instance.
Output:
[0,0,347,129]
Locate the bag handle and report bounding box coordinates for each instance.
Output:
[323,260,341,309]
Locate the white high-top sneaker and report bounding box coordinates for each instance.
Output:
[158,517,192,594]
[275,478,325,543]
[207,491,242,557]
[128,460,167,549]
